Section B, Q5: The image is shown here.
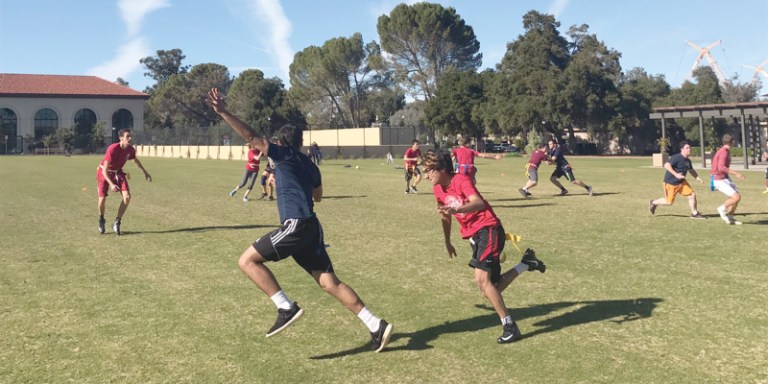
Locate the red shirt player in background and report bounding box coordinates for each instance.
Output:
[96,129,152,235]
[710,133,745,225]
[518,142,549,198]
[229,144,262,202]
[451,138,502,183]
[422,149,547,344]
[403,139,423,194]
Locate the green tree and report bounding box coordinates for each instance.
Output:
[227,69,305,138]
[140,49,190,88]
[611,68,671,154]
[486,11,570,139]
[660,66,724,146]
[377,2,481,100]
[425,70,487,143]
[561,25,622,148]
[721,75,761,103]
[289,33,399,129]
[115,77,129,87]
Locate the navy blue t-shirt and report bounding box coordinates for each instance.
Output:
[268,142,322,222]
[550,146,569,169]
[663,153,693,185]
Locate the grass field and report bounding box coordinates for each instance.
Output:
[1,154,767,384]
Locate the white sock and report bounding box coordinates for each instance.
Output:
[501,315,512,325]
[357,307,381,332]
[514,262,528,275]
[270,290,292,310]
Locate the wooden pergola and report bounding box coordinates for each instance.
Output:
[650,101,768,169]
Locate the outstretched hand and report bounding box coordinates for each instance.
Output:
[207,88,226,114]
[445,243,457,258]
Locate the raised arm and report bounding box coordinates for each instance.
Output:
[207,88,269,156]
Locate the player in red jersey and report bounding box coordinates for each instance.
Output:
[403,140,423,193]
[451,138,502,183]
[422,149,547,344]
[96,129,152,235]
[229,144,262,202]
[518,142,549,198]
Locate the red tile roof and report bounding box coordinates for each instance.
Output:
[0,74,149,99]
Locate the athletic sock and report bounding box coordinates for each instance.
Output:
[270,290,293,310]
[501,315,513,325]
[357,307,382,332]
[514,262,528,275]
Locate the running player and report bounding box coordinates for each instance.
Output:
[229,144,262,202]
[404,140,423,193]
[648,141,705,219]
[547,140,593,196]
[208,88,393,352]
[451,138,502,183]
[422,149,547,344]
[518,142,549,198]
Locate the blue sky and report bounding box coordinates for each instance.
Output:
[1,0,767,96]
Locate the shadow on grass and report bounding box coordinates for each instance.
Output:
[125,224,275,235]
[309,297,661,359]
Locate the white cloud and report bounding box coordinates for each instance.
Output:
[245,0,293,81]
[87,38,150,82]
[547,0,570,18]
[118,0,171,37]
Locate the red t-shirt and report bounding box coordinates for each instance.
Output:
[452,146,479,166]
[100,143,135,173]
[710,147,731,180]
[246,148,261,171]
[404,148,421,167]
[433,174,500,238]
[528,150,548,168]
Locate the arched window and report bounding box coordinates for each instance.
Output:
[112,108,133,130]
[34,108,58,139]
[74,108,97,150]
[0,108,18,153]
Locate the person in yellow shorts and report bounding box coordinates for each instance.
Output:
[648,141,705,219]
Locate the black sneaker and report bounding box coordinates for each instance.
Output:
[112,219,121,236]
[497,321,522,343]
[98,217,105,234]
[521,248,546,273]
[405,188,410,194]
[518,188,528,198]
[587,185,593,197]
[268,196,274,201]
[259,193,268,200]
[690,212,706,219]
[559,189,568,196]
[266,303,304,337]
[648,200,657,215]
[370,319,394,352]
[411,186,418,194]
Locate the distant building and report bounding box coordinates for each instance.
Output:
[0,73,149,153]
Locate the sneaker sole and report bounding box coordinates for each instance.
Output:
[374,322,394,353]
[265,308,304,338]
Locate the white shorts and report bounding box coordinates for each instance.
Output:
[713,178,739,197]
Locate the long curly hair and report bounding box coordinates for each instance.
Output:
[422,149,454,175]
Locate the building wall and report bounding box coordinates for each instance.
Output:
[0,96,145,138]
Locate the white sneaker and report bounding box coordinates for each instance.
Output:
[243,197,248,202]
[717,206,730,223]
[727,215,742,225]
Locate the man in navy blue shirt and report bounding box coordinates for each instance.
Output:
[648,141,705,219]
[547,140,593,196]
[208,88,393,352]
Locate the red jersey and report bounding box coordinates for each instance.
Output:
[452,146,479,166]
[710,147,731,180]
[404,148,421,167]
[100,143,135,173]
[432,174,500,238]
[246,148,261,171]
[528,150,548,168]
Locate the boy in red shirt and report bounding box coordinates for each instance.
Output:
[229,144,262,202]
[710,134,746,224]
[422,149,546,344]
[451,138,502,183]
[403,140,423,193]
[96,129,152,235]
[518,142,549,198]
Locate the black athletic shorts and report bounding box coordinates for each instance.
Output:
[468,224,506,283]
[551,164,575,181]
[253,215,334,274]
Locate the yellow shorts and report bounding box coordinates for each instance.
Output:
[663,180,693,204]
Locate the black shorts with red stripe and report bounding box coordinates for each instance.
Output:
[468,224,506,283]
[252,215,334,274]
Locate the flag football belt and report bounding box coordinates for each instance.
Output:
[455,163,474,175]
